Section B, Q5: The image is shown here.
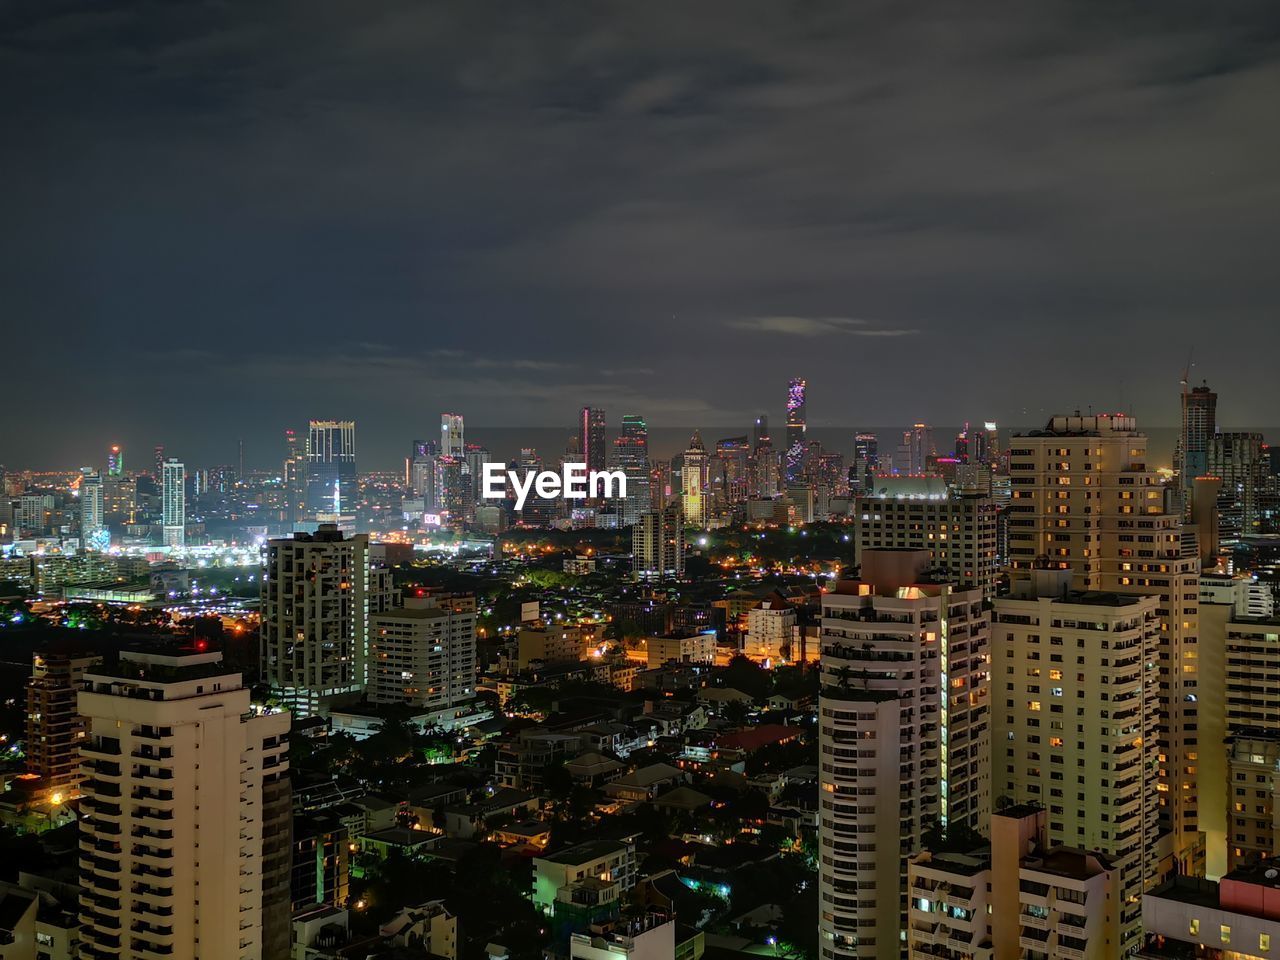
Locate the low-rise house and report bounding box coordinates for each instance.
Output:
[604,764,686,805]
[380,899,459,959]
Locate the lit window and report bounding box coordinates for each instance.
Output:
[1189,919,1199,936]
[1221,925,1231,944]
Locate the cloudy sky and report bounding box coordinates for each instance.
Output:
[3,1,1279,469]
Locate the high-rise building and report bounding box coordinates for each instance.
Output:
[80,469,107,550]
[1006,413,1204,873]
[161,458,185,548]
[613,416,651,526]
[440,413,464,459]
[435,455,470,526]
[369,593,477,712]
[464,443,490,507]
[153,444,164,478]
[633,504,685,581]
[26,651,97,793]
[305,420,356,515]
[992,569,1166,951]
[1223,730,1280,871]
[1179,380,1217,511]
[680,431,708,528]
[714,436,751,511]
[818,550,990,958]
[1210,431,1266,542]
[853,483,999,599]
[77,646,292,960]
[852,433,878,493]
[785,378,806,484]
[284,429,305,522]
[580,407,607,474]
[106,445,123,477]
[742,594,796,664]
[260,524,391,717]
[753,415,769,453]
[410,439,438,508]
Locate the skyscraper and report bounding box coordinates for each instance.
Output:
[440,413,464,459]
[632,503,684,581]
[1209,431,1266,542]
[306,420,356,515]
[785,378,806,484]
[410,439,438,507]
[161,458,185,548]
[464,443,491,507]
[614,415,651,525]
[1179,380,1217,510]
[77,646,292,960]
[153,444,164,478]
[260,524,391,717]
[681,431,708,528]
[818,549,990,958]
[284,428,305,523]
[1006,413,1204,873]
[80,469,106,550]
[106,444,123,477]
[580,407,607,474]
[992,569,1165,952]
[852,433,878,493]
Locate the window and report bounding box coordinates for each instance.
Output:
[1221,925,1231,945]
[1188,919,1199,936]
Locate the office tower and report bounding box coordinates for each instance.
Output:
[440,413,464,459]
[153,444,164,478]
[1006,413,1204,873]
[1179,380,1217,511]
[260,524,390,717]
[77,646,292,960]
[580,407,607,474]
[435,455,469,525]
[649,460,673,512]
[613,415,651,525]
[632,504,684,581]
[714,436,751,510]
[161,458,185,548]
[680,431,708,528]
[106,445,123,477]
[369,593,477,711]
[853,484,999,600]
[991,569,1164,951]
[1210,431,1266,542]
[818,550,990,958]
[909,805,1120,960]
[753,415,769,453]
[26,651,97,793]
[305,420,356,515]
[284,429,305,523]
[852,433,878,493]
[785,378,806,484]
[410,439,438,506]
[899,423,934,475]
[464,443,490,506]
[80,469,107,550]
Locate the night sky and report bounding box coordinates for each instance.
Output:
[3,1,1279,470]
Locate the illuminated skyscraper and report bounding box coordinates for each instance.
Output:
[305,420,356,515]
[106,444,123,477]
[681,431,708,528]
[464,443,490,507]
[435,455,469,525]
[79,469,107,550]
[580,407,607,474]
[714,436,751,510]
[614,415,651,525]
[440,413,464,458]
[852,433,878,493]
[1006,413,1203,874]
[162,458,185,548]
[785,378,806,484]
[633,503,684,581]
[153,444,164,477]
[818,550,990,958]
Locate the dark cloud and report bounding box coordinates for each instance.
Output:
[2,0,1279,468]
